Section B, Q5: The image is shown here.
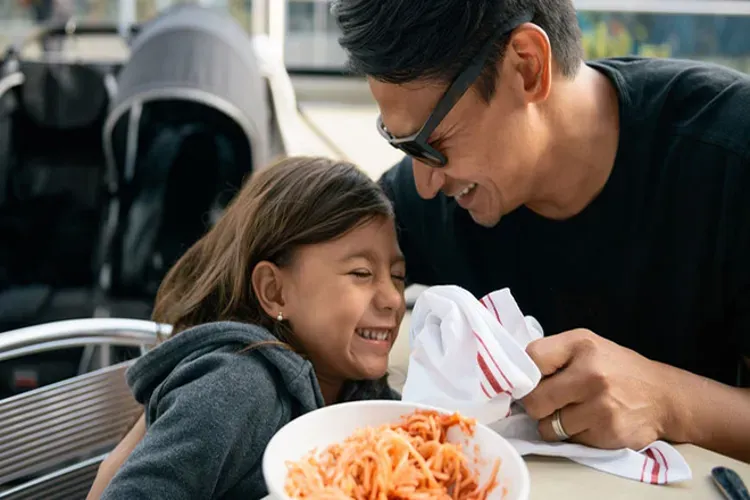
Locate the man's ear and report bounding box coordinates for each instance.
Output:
[504,23,553,103]
[251,261,286,319]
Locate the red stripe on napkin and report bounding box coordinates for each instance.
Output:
[645,448,660,484]
[481,382,492,399]
[653,447,669,484]
[485,295,504,326]
[473,331,515,390]
[477,353,504,395]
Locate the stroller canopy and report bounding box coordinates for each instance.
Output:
[98,5,272,301]
[104,4,269,183]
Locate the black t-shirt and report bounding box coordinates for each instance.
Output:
[379,57,750,387]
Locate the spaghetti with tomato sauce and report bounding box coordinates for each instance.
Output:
[284,409,503,499]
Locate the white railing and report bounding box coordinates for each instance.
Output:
[0,318,170,363]
[574,0,750,15]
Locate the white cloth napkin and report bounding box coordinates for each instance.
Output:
[401,285,692,485]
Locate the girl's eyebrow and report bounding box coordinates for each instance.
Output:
[342,250,405,265]
[340,249,376,264]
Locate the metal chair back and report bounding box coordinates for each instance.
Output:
[0,453,107,500]
[0,318,171,494]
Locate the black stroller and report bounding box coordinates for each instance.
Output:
[0,5,271,399]
[0,22,129,332]
[97,3,271,314]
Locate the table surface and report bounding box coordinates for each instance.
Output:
[525,444,749,499]
[262,444,749,499]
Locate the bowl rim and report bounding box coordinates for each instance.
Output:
[262,399,531,500]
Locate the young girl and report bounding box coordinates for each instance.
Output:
[97,156,406,499]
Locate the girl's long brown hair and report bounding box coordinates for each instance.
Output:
[151,156,395,362]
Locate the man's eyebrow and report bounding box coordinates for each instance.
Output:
[428,132,445,145]
[428,125,449,144]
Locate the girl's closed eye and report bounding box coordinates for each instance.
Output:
[350,270,373,279]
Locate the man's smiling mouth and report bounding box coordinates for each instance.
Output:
[455,183,477,200]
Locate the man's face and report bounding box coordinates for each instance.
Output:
[369,26,553,227]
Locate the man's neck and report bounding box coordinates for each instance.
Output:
[526,64,621,220]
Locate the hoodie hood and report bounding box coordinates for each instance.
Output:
[126,321,322,411]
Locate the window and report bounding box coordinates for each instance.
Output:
[282,0,750,74]
[285,0,347,70]
[288,1,315,33]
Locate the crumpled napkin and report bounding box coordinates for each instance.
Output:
[401,285,691,484]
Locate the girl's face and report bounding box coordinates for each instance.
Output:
[280,217,406,385]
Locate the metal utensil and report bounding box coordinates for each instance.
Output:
[712,466,750,500]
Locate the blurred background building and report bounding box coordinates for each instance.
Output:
[2,0,750,73]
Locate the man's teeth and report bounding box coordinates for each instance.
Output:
[456,183,477,199]
[356,329,390,341]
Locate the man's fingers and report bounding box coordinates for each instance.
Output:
[537,402,591,442]
[525,329,604,441]
[522,367,587,420]
[526,328,595,376]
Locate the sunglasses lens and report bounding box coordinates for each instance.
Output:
[399,143,444,167]
[376,116,445,167]
[420,149,444,166]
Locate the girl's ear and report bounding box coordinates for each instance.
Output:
[251,260,286,319]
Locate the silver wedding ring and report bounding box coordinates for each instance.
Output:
[551,409,570,441]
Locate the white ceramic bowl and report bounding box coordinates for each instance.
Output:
[262,400,530,500]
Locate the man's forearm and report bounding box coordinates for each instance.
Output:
[661,363,750,462]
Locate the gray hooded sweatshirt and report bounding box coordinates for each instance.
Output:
[100,321,397,500]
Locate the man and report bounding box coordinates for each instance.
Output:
[83,3,750,495]
[333,0,750,461]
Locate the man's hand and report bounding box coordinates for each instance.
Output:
[521,329,674,450]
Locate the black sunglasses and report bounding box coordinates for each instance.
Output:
[376,13,534,168]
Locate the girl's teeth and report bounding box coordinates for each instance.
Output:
[357,329,389,341]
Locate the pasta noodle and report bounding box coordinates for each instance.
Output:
[284,409,503,499]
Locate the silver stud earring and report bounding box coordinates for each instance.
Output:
[277,311,283,321]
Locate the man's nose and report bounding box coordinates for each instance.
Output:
[412,159,445,199]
